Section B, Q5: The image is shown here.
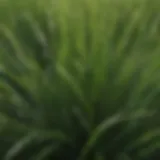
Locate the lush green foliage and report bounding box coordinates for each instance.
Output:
[0,0,160,159]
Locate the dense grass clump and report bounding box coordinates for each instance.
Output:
[0,0,160,159]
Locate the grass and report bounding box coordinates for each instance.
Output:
[0,0,160,159]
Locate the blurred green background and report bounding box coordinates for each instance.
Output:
[0,0,160,159]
